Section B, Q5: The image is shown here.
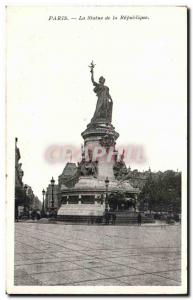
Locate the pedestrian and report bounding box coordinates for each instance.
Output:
[105,212,110,225]
[137,212,142,226]
[112,213,116,225]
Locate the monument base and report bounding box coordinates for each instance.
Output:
[57,202,105,223]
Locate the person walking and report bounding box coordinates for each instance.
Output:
[137,212,142,226]
[112,213,116,225]
[104,212,108,225]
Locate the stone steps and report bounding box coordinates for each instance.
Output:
[57,213,155,224]
[57,215,103,223]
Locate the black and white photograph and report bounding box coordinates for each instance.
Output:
[6,6,187,295]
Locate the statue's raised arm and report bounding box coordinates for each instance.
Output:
[89,61,97,86]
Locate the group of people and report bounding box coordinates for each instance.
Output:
[88,212,142,225]
[104,212,142,226]
[104,212,116,225]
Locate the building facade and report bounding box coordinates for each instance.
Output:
[15,138,25,219]
[15,138,42,219]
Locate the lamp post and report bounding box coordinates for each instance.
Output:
[105,177,109,212]
[42,189,45,217]
[50,177,55,217]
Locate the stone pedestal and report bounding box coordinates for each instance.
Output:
[81,122,119,180]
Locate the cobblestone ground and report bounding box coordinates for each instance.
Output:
[14,223,181,286]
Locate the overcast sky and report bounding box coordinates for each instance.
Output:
[7,6,187,200]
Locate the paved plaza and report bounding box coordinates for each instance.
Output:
[14,223,181,286]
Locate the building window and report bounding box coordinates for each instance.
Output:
[62,197,67,204]
[68,196,79,204]
[81,195,95,204]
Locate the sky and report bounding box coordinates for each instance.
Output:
[6,6,187,200]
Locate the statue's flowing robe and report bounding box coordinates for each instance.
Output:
[91,83,113,124]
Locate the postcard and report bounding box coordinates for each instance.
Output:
[6,6,188,295]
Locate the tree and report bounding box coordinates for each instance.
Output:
[139,171,181,213]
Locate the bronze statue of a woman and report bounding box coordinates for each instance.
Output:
[89,61,113,125]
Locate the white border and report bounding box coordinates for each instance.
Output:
[1,1,190,297]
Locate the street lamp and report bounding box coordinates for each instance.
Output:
[50,177,55,217]
[42,189,45,217]
[105,177,109,212]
